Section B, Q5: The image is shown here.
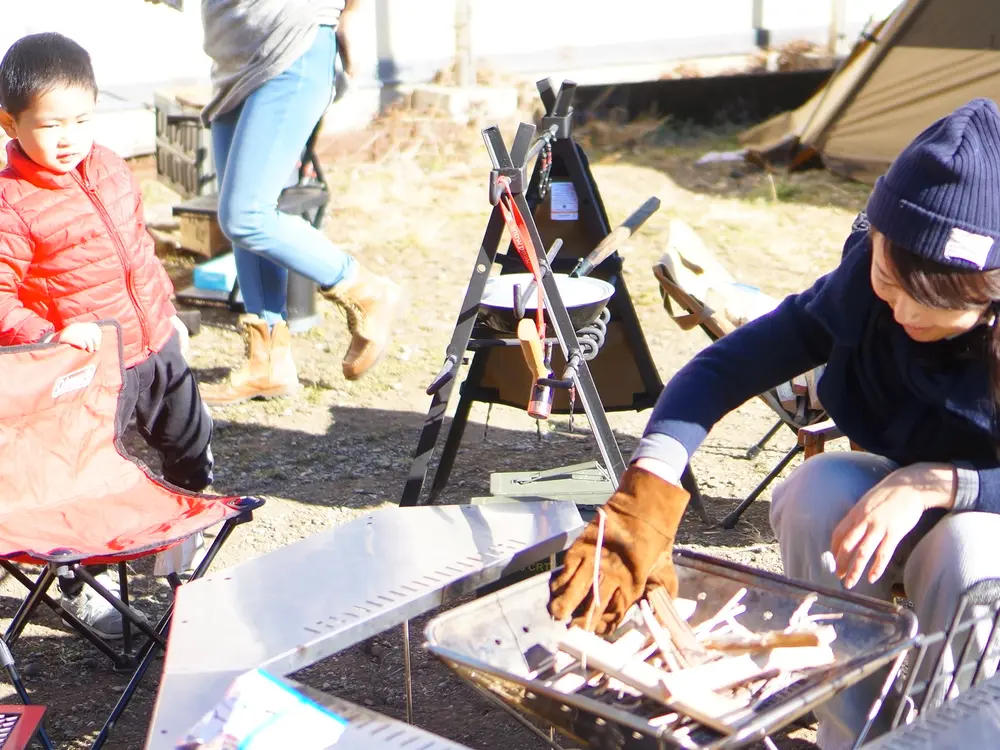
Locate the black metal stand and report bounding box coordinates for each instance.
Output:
[399,80,709,523]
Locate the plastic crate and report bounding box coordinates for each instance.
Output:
[154,89,215,199]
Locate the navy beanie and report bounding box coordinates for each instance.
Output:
[866,97,1000,271]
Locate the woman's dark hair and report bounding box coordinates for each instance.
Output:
[881,233,1000,408]
[0,33,97,117]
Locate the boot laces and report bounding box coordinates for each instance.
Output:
[330,291,365,335]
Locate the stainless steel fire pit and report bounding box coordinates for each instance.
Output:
[425,550,918,749]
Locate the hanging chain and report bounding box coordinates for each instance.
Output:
[483,402,493,441]
[537,141,553,201]
[567,385,576,434]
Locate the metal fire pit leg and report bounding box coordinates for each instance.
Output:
[403,620,414,724]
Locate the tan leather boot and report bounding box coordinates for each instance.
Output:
[200,315,300,405]
[322,266,402,380]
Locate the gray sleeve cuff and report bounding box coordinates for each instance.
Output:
[629,433,690,486]
[952,462,980,512]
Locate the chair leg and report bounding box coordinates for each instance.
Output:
[680,466,712,525]
[90,514,253,748]
[745,418,784,460]
[0,638,56,750]
[187,512,250,582]
[4,566,56,646]
[3,563,132,669]
[71,565,166,650]
[118,562,132,658]
[90,607,173,750]
[91,513,253,749]
[719,443,804,530]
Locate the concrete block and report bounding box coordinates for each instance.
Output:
[403,84,520,123]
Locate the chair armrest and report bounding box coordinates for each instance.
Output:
[797,419,845,458]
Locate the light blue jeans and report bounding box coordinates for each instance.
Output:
[210,25,356,324]
[770,452,1000,749]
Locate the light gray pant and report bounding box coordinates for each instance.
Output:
[770,452,1000,749]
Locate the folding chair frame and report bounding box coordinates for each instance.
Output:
[1,496,263,750]
[653,263,829,529]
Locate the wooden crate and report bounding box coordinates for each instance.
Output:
[173,196,230,258]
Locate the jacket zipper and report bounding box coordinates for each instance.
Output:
[74,173,150,353]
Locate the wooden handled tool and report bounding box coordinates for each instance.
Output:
[517,319,553,419]
[570,196,661,279]
[517,319,547,380]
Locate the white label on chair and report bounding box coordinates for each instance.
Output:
[52,365,97,398]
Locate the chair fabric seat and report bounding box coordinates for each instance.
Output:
[0,322,243,564]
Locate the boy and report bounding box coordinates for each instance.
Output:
[0,32,214,640]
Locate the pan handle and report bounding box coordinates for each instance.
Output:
[516,238,564,314]
[570,196,660,278]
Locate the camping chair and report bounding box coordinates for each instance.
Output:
[0,321,264,749]
[653,220,841,529]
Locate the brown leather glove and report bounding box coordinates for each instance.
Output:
[547,465,690,636]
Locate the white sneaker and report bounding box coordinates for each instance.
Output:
[60,573,124,640]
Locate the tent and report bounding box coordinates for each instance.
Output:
[739,0,1000,184]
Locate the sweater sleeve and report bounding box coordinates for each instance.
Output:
[632,278,835,480]
[952,464,1000,514]
[0,199,54,345]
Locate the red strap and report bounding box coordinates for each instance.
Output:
[495,177,545,337]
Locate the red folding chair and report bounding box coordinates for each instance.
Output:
[0,321,263,749]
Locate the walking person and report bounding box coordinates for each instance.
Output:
[197,0,401,404]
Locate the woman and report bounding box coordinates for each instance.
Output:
[548,98,1000,748]
[198,0,401,404]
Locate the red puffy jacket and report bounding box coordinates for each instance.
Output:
[0,141,176,367]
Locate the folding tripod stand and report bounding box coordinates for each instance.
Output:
[399,80,708,523]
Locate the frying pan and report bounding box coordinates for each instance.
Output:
[478,196,660,334]
[479,273,615,333]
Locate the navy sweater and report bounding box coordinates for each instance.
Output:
[635,223,1000,513]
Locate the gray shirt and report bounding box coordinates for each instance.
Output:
[200,0,346,125]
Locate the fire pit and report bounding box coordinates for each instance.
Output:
[425,550,917,749]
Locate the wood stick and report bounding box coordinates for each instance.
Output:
[546,626,649,693]
[558,627,750,734]
[648,589,707,662]
[701,626,836,654]
[639,599,687,671]
[656,643,836,694]
[693,588,747,636]
[787,593,818,629]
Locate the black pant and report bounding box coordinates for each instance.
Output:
[60,331,214,596]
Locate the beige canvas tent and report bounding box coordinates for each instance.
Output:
[739,0,1000,184]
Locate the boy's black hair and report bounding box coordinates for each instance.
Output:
[0,33,97,117]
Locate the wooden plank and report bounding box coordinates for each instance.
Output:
[558,627,750,734]
[661,642,835,694]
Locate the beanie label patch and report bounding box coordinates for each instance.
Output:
[943,227,994,269]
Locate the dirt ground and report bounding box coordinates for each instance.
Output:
[0,108,871,749]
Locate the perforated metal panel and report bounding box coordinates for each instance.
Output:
[145,501,583,749]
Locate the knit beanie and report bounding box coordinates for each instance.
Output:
[866,97,1000,271]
